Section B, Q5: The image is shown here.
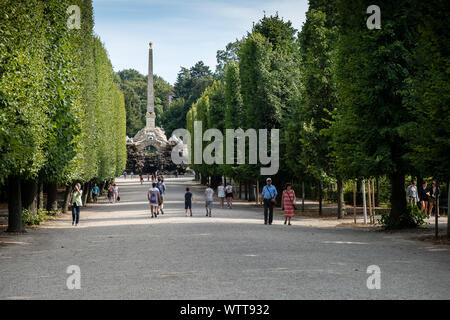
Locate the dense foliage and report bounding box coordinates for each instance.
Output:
[181,6,448,228]
[116,69,174,137]
[0,0,126,231]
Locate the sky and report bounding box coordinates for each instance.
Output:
[93,0,308,84]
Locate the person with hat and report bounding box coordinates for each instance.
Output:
[260,178,277,225]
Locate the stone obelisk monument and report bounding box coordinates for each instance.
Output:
[146,42,156,130]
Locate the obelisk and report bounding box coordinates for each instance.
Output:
[146,42,156,130]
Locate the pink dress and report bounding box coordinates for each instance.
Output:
[282,190,295,218]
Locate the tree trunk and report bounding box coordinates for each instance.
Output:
[46,182,58,212]
[368,179,373,223]
[62,185,72,213]
[256,180,260,204]
[302,181,305,212]
[245,182,248,200]
[239,181,241,199]
[7,175,25,233]
[82,182,89,206]
[86,182,93,203]
[362,179,367,224]
[388,171,407,227]
[21,180,38,214]
[447,181,449,238]
[37,182,44,210]
[353,181,357,223]
[337,178,344,219]
[375,176,380,207]
[318,180,323,216]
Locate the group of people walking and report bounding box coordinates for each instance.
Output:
[407,180,440,218]
[147,176,166,218]
[260,178,296,226]
[179,177,297,225]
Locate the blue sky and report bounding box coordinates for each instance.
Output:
[93,0,308,84]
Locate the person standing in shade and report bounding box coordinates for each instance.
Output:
[69,183,83,226]
[282,183,296,226]
[260,178,277,225]
[148,182,161,218]
[406,181,419,205]
[428,181,440,217]
[225,183,233,209]
[205,184,214,217]
[185,187,193,216]
[91,183,100,203]
[139,174,144,185]
[107,183,114,203]
[418,181,429,216]
[147,173,150,182]
[123,171,127,179]
[131,171,134,180]
[217,182,225,208]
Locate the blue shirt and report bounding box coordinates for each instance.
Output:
[262,185,277,199]
[92,186,99,195]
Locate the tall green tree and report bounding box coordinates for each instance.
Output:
[331,0,417,227]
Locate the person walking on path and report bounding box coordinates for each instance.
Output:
[217,183,225,208]
[69,183,83,226]
[225,183,233,209]
[428,181,440,217]
[92,184,100,203]
[185,187,193,216]
[205,184,214,217]
[157,177,166,215]
[147,173,150,182]
[260,178,277,225]
[406,181,419,205]
[139,174,144,185]
[123,171,127,179]
[282,183,296,226]
[131,171,134,180]
[148,182,161,218]
[107,183,114,203]
[113,184,120,203]
[419,181,430,216]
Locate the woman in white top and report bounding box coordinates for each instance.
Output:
[217,182,225,208]
[113,184,119,203]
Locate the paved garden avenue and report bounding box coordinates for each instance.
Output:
[0,177,449,299]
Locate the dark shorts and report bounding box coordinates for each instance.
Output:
[185,201,192,209]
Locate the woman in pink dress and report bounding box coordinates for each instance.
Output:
[282,183,296,225]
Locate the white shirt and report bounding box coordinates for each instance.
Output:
[205,188,214,201]
[217,186,225,197]
[225,185,233,194]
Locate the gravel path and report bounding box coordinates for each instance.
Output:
[0,177,449,299]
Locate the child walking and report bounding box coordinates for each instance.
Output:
[185,187,193,216]
[205,184,214,217]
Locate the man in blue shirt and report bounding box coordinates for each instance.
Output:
[91,184,100,203]
[260,177,277,225]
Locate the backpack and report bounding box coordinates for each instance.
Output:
[150,191,157,203]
